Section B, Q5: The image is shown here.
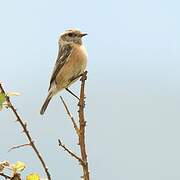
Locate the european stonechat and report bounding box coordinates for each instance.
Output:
[40,29,88,115]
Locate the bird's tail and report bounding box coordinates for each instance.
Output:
[40,92,52,115]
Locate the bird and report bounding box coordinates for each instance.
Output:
[40,29,88,115]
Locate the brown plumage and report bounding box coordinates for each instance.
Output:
[40,29,88,115]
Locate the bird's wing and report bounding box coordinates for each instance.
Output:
[48,43,73,90]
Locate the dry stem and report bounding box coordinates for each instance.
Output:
[59,71,90,180]
[78,71,90,180]
[0,83,51,180]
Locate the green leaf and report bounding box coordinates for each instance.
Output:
[0,93,6,111]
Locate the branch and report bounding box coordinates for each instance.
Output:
[58,71,90,180]
[0,83,51,180]
[60,96,79,136]
[8,143,31,152]
[58,139,84,165]
[78,71,90,180]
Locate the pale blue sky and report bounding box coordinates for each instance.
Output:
[0,0,180,179]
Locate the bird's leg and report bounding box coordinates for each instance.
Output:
[65,88,80,100]
[65,73,85,100]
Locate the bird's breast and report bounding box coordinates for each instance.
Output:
[55,44,88,89]
[72,44,88,70]
[79,45,88,60]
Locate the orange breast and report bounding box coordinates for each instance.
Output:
[55,44,87,90]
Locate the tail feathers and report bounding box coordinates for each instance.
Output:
[40,93,52,115]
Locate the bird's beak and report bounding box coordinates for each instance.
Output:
[80,33,88,37]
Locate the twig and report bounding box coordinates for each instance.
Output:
[78,71,90,180]
[0,173,11,179]
[0,83,51,180]
[8,143,31,152]
[58,139,84,165]
[60,96,79,136]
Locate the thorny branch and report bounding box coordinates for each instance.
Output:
[0,83,51,180]
[78,71,90,180]
[59,71,90,180]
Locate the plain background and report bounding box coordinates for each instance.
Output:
[0,0,180,179]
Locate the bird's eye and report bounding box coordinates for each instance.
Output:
[68,33,73,37]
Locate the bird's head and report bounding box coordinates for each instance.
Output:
[59,29,87,45]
